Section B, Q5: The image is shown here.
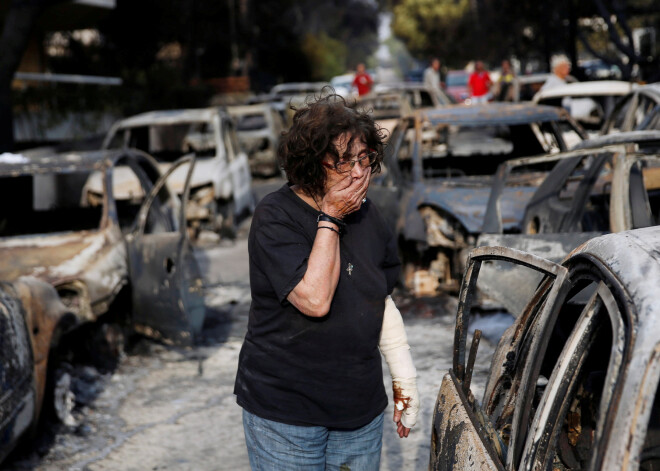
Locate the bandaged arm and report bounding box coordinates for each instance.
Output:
[379,295,419,428]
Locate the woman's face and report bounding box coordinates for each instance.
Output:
[322,132,370,194]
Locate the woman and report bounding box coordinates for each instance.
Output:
[234,94,419,470]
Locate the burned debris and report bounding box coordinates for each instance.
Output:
[368,103,587,296]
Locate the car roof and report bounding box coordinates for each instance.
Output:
[571,130,660,151]
[0,149,154,177]
[375,82,431,91]
[113,108,224,128]
[0,149,110,176]
[270,82,330,95]
[419,103,569,126]
[533,80,637,102]
[226,103,271,115]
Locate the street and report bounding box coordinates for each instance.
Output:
[3,204,505,471]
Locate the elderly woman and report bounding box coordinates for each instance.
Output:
[234,94,419,470]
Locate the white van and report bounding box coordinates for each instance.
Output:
[100,108,254,237]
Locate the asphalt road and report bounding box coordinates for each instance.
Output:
[4,179,502,471]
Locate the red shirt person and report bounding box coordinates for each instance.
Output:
[352,63,374,97]
[467,61,492,104]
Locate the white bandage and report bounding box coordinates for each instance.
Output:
[379,295,419,429]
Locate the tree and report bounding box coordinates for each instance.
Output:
[0,0,63,152]
[390,0,659,79]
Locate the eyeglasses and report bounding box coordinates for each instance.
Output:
[322,151,378,174]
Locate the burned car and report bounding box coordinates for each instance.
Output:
[357,93,414,140]
[480,131,660,261]
[0,149,204,463]
[601,82,660,134]
[430,226,660,470]
[476,131,660,313]
[532,80,636,135]
[227,103,285,177]
[367,103,586,295]
[0,149,205,344]
[372,82,456,109]
[102,108,254,237]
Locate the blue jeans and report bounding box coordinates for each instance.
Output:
[242,409,384,471]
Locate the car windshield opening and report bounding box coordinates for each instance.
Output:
[236,113,268,131]
[413,123,548,178]
[121,122,216,162]
[0,172,102,237]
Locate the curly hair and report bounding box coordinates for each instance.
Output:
[279,92,386,197]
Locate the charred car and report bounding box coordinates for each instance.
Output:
[477,131,660,310]
[367,103,586,295]
[102,108,254,237]
[357,93,414,140]
[372,82,456,109]
[430,226,660,470]
[0,149,204,462]
[227,103,285,177]
[532,80,636,135]
[0,149,205,344]
[477,131,660,313]
[601,82,660,134]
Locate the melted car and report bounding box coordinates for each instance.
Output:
[102,108,254,237]
[227,103,285,177]
[532,80,636,135]
[0,149,204,464]
[367,103,586,295]
[0,149,205,345]
[601,82,660,134]
[431,226,660,470]
[477,131,660,312]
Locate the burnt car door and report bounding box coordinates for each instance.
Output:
[430,246,571,470]
[126,155,205,345]
[520,277,628,470]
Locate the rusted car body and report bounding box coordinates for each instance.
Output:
[0,149,205,343]
[477,131,660,311]
[0,277,71,463]
[269,82,331,126]
[430,226,660,470]
[367,103,586,295]
[372,82,456,108]
[0,149,204,463]
[601,82,660,134]
[227,103,285,177]
[357,93,414,140]
[102,108,254,237]
[532,80,636,134]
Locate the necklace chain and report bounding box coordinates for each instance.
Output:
[311,193,322,211]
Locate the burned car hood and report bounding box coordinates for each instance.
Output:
[0,231,120,286]
[405,178,537,237]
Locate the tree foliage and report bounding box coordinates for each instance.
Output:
[391,0,659,79]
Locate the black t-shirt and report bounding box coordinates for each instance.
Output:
[234,184,400,429]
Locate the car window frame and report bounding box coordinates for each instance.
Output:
[522,280,626,470]
[451,246,571,469]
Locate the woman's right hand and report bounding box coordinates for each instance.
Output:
[321,170,370,219]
